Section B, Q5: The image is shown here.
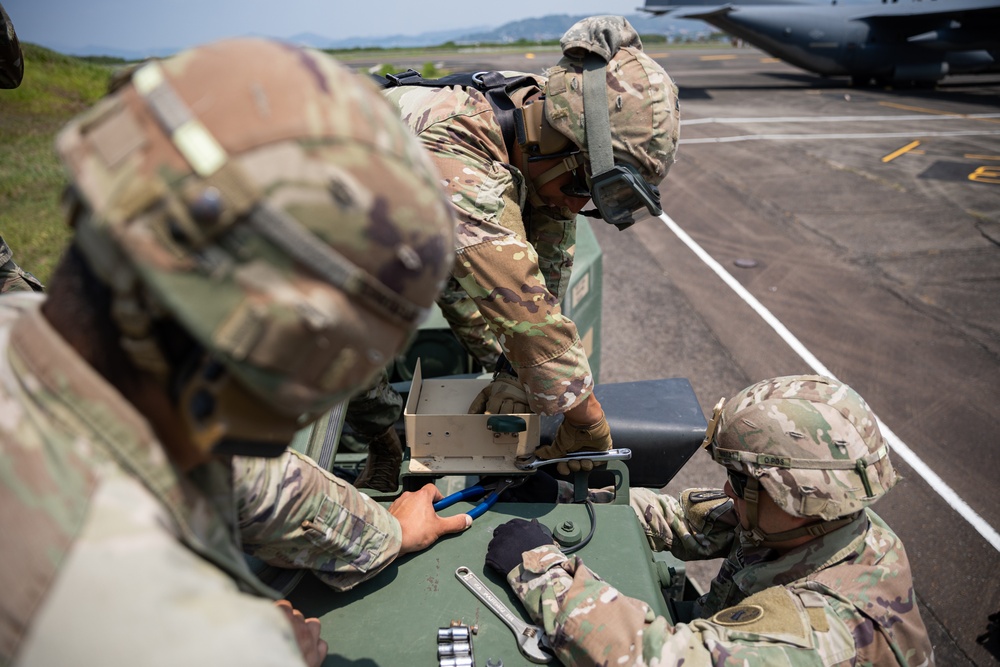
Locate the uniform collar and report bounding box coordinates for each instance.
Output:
[733,511,870,594]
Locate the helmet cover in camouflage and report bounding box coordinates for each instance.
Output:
[543,16,680,184]
[711,375,897,520]
[55,38,455,417]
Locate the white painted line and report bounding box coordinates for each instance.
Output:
[680,129,1000,144]
[659,211,1000,553]
[682,113,1000,125]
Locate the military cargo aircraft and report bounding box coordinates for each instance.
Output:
[641,0,1000,85]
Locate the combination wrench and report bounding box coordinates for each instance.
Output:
[454,566,554,664]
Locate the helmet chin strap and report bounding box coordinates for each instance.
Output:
[520,151,586,208]
[739,476,858,548]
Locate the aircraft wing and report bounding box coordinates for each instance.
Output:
[850,2,1000,51]
[641,0,809,15]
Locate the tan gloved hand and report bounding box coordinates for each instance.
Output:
[533,414,612,475]
[468,373,530,414]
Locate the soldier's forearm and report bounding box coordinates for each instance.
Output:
[234,450,402,591]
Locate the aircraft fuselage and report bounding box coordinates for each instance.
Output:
[651,2,1000,84]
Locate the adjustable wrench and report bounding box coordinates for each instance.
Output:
[454,566,554,664]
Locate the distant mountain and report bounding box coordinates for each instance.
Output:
[50,13,712,59]
[290,26,494,50]
[46,43,181,60]
[459,13,709,44]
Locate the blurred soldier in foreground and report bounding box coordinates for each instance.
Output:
[486,375,934,666]
[354,15,681,490]
[0,2,23,89]
[0,38,468,666]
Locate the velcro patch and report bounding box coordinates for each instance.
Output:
[709,586,812,646]
[713,604,764,626]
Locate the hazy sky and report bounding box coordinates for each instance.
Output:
[5,0,645,54]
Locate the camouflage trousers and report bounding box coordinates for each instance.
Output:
[344,366,403,438]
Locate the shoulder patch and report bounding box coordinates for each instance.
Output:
[708,586,813,647]
[712,604,764,626]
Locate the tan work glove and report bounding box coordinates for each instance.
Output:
[533,414,612,475]
[468,373,530,414]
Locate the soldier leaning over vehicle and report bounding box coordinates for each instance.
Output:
[350,15,682,491]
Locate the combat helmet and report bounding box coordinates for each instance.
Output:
[522,16,680,230]
[702,375,897,546]
[56,38,455,457]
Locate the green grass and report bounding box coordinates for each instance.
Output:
[0,43,113,282]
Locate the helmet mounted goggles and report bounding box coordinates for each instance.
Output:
[578,54,662,230]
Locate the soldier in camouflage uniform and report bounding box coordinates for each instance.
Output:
[0,8,40,294]
[0,39,470,666]
[357,16,681,486]
[486,375,935,666]
[0,235,44,293]
[0,2,23,89]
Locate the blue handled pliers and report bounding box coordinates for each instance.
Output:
[433,477,526,520]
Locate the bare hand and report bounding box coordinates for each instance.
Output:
[389,483,472,554]
[275,600,327,667]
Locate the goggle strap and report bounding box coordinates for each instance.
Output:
[582,55,615,177]
[249,204,426,327]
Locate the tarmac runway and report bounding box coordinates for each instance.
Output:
[608,48,1000,667]
[357,45,1000,664]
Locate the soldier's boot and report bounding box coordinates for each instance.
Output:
[353,426,403,492]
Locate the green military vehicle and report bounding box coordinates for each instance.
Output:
[265,217,708,666]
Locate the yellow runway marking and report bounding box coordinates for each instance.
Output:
[700,54,738,61]
[965,154,1000,161]
[969,166,1000,184]
[879,101,1000,124]
[882,140,921,163]
[760,57,781,63]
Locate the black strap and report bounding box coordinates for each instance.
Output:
[375,69,535,159]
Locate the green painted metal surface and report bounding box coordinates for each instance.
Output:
[286,499,672,666]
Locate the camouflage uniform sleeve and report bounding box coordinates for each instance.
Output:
[234,450,402,591]
[630,486,738,560]
[454,237,593,414]
[443,155,592,415]
[509,546,857,666]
